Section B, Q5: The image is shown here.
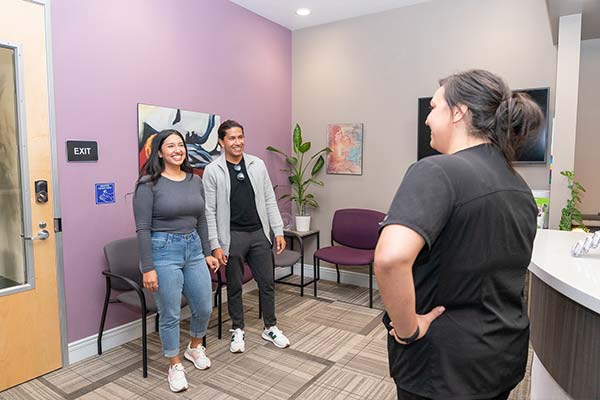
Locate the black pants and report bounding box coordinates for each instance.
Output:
[396,387,511,400]
[226,229,276,329]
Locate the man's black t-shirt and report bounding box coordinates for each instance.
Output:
[381,143,537,399]
[227,159,262,232]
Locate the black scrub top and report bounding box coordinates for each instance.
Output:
[381,143,537,399]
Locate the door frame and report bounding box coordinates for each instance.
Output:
[31,0,69,367]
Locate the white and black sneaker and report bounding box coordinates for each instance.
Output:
[261,326,290,349]
[230,328,245,353]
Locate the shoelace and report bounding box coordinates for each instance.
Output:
[230,329,244,342]
[171,363,185,372]
[268,327,282,338]
[190,345,206,355]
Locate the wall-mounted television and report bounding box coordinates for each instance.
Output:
[417,87,550,163]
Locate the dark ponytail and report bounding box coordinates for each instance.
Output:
[137,129,193,186]
[494,92,545,162]
[440,69,543,164]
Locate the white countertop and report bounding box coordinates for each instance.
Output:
[529,229,600,314]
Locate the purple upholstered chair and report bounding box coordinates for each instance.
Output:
[313,208,385,308]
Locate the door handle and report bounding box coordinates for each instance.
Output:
[21,229,50,241]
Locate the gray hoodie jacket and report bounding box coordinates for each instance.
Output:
[203,153,284,255]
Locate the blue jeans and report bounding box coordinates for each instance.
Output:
[151,231,212,357]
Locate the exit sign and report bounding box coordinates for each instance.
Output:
[66,140,98,162]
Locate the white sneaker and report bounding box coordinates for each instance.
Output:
[167,363,188,393]
[184,342,211,370]
[262,326,290,349]
[230,328,246,353]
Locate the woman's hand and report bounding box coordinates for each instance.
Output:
[143,270,159,292]
[389,306,445,344]
[205,255,220,272]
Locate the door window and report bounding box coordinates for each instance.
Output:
[0,44,29,293]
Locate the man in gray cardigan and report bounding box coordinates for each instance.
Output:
[203,120,290,353]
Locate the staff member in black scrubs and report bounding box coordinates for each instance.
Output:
[375,69,544,400]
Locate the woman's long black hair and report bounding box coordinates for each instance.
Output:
[137,129,193,186]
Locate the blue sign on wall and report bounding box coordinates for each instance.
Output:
[95,183,115,205]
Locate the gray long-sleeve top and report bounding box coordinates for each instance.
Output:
[133,173,211,272]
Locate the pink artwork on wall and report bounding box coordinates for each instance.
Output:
[327,123,363,175]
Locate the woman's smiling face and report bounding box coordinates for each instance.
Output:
[159,133,187,167]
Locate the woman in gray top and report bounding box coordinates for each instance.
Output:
[133,129,219,393]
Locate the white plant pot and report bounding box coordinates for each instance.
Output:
[295,215,311,232]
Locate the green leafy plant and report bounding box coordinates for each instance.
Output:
[267,124,331,216]
[559,170,588,231]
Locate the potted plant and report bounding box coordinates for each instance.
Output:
[559,170,588,232]
[267,124,331,231]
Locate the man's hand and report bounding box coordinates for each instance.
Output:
[212,248,228,267]
[388,306,445,344]
[205,255,220,272]
[143,270,159,292]
[275,235,286,254]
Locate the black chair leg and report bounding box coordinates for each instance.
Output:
[369,263,373,308]
[202,335,207,348]
[217,286,222,339]
[336,264,340,283]
[314,256,319,297]
[313,256,321,297]
[155,313,159,332]
[97,276,111,355]
[271,252,276,282]
[258,296,262,319]
[142,311,148,378]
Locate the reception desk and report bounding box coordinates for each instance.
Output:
[529,229,600,399]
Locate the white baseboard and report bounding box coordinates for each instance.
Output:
[69,265,372,365]
[67,283,252,365]
[68,307,192,365]
[69,313,155,365]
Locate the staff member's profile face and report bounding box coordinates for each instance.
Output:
[426,86,454,154]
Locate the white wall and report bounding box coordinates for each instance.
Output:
[575,38,600,215]
[549,14,582,228]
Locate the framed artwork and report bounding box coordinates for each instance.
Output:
[326,123,363,175]
[137,104,220,175]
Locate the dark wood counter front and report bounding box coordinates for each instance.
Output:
[529,273,600,399]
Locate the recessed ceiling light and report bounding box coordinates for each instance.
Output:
[296,8,311,16]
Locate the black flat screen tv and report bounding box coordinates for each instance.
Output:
[417,87,549,163]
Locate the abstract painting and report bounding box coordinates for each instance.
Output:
[326,123,363,175]
[137,104,220,175]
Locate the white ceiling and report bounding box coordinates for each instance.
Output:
[229,0,432,30]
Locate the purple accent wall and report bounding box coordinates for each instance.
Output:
[51,0,291,342]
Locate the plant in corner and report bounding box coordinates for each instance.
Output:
[267,123,331,231]
[558,170,588,232]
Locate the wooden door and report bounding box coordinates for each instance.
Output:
[0,0,62,390]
